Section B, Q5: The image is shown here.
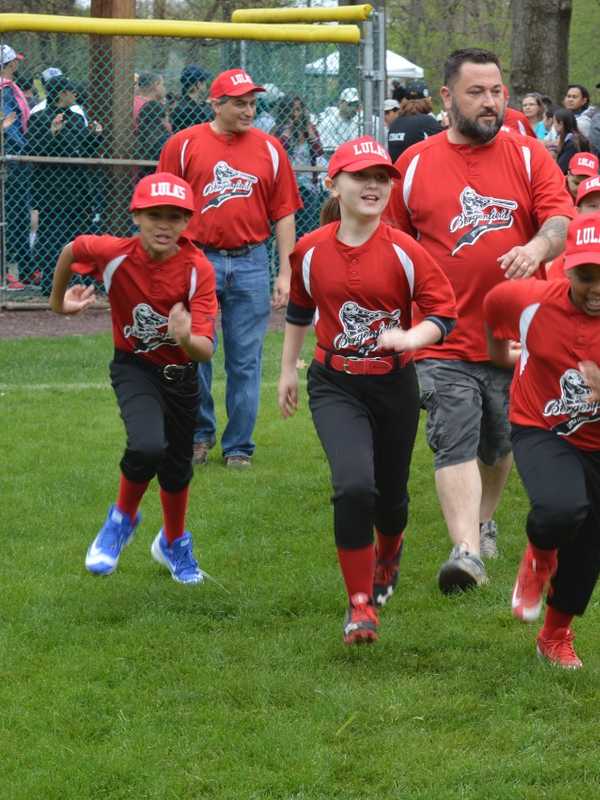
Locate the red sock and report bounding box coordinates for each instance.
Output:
[541,605,574,638]
[116,474,149,519]
[530,543,557,567]
[336,544,375,601]
[160,486,189,544]
[375,529,404,561]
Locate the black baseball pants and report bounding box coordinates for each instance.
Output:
[307,360,421,550]
[511,424,600,615]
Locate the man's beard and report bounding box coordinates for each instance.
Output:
[450,97,504,144]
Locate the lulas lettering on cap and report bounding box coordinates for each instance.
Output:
[352,140,389,160]
[150,181,187,200]
[564,214,600,270]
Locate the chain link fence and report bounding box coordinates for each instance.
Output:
[0,19,385,306]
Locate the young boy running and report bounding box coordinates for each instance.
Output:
[484,213,600,669]
[50,172,217,584]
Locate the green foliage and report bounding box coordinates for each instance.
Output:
[2,331,600,798]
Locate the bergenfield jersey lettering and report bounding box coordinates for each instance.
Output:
[158,123,302,249]
[71,235,217,366]
[289,221,456,356]
[386,130,574,361]
[484,278,600,451]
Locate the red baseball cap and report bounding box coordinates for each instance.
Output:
[328,136,400,179]
[576,175,600,206]
[208,69,265,99]
[564,213,600,270]
[568,152,599,177]
[130,172,195,212]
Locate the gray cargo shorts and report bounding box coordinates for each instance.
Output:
[416,359,513,470]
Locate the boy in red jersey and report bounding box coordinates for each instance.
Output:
[565,151,598,201]
[484,214,600,669]
[546,175,600,280]
[278,137,457,645]
[50,172,218,584]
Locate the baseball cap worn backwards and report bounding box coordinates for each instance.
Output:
[0,45,24,66]
[209,69,265,99]
[568,152,599,177]
[130,172,196,213]
[384,99,400,112]
[576,176,600,206]
[564,213,600,271]
[328,136,401,179]
[340,87,360,103]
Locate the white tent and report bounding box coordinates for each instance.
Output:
[305,49,424,80]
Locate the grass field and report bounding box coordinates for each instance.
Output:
[2,330,600,800]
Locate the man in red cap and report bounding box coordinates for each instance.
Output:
[484,213,600,669]
[158,68,302,468]
[49,172,218,584]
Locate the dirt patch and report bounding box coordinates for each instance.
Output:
[0,305,287,340]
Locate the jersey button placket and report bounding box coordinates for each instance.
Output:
[348,256,361,288]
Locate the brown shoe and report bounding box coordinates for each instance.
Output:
[225,455,252,469]
[192,441,213,466]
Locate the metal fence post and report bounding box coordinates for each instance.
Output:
[375,8,387,146]
[361,16,374,136]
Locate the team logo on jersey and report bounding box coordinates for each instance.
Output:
[123,303,176,353]
[449,187,518,255]
[201,160,258,212]
[543,368,600,436]
[333,301,401,355]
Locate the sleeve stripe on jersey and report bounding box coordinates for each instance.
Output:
[104,254,128,293]
[189,267,197,301]
[521,145,531,182]
[391,243,415,297]
[302,246,316,297]
[403,153,420,211]
[266,140,280,180]
[180,139,190,176]
[518,302,540,375]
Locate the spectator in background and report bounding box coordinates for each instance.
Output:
[16,72,39,109]
[553,107,591,174]
[387,83,442,163]
[318,87,362,155]
[273,94,326,236]
[0,43,30,292]
[382,98,400,142]
[563,83,596,138]
[521,92,546,139]
[170,64,212,133]
[30,67,88,125]
[135,99,171,177]
[133,71,166,128]
[254,83,284,133]
[27,75,103,295]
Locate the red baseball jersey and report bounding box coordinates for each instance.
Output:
[386,129,574,361]
[288,221,456,356]
[484,278,600,450]
[502,107,536,139]
[158,123,302,249]
[71,235,217,366]
[545,253,565,281]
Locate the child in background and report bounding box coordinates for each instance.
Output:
[50,172,217,584]
[565,151,598,201]
[546,175,600,279]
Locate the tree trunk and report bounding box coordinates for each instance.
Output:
[510,0,572,104]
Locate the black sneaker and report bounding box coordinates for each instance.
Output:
[343,593,379,645]
[373,538,404,608]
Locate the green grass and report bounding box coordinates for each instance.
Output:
[2,331,600,799]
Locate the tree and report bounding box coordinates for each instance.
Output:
[510,0,572,103]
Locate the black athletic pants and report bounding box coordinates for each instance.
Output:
[110,352,200,493]
[307,360,421,550]
[512,424,600,615]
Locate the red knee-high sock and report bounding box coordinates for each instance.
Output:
[116,475,149,519]
[336,544,375,601]
[375,529,404,561]
[160,486,189,544]
[541,605,574,638]
[529,543,557,568]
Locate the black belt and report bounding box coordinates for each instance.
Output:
[114,350,197,384]
[194,240,265,258]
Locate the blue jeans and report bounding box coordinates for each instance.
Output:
[196,244,271,458]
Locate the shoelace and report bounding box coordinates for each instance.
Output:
[350,602,377,624]
[544,630,580,665]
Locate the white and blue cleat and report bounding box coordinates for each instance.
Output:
[85,504,141,575]
[151,530,204,585]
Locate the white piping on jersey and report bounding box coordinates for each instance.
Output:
[518,302,541,375]
[266,140,280,179]
[103,255,128,293]
[189,267,197,301]
[302,246,315,297]
[314,306,320,326]
[180,139,190,176]
[521,146,531,182]
[391,243,415,297]
[403,153,420,211]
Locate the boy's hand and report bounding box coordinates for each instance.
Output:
[61,284,96,314]
[168,302,191,344]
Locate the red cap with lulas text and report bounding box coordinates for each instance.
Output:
[208,68,265,99]
[564,213,600,270]
[130,172,195,212]
[568,152,599,177]
[576,176,600,207]
[327,136,401,179]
